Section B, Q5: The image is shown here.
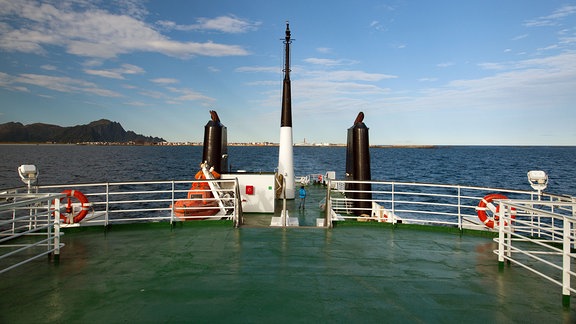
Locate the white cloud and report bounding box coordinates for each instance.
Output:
[407,52,576,113]
[390,43,406,49]
[12,86,30,92]
[306,70,397,82]
[150,78,178,84]
[245,80,278,87]
[369,20,386,32]
[246,64,397,120]
[512,34,528,41]
[559,35,576,45]
[436,62,454,68]
[477,62,506,70]
[0,1,250,59]
[236,66,279,73]
[116,0,148,19]
[84,69,125,79]
[537,44,560,51]
[166,87,215,103]
[82,59,104,67]
[40,65,57,71]
[157,15,260,33]
[84,64,145,79]
[304,58,359,66]
[139,90,164,99]
[145,39,248,58]
[125,101,149,107]
[120,64,145,75]
[524,5,576,27]
[283,77,393,118]
[316,47,332,54]
[252,51,575,142]
[13,73,122,97]
[0,72,30,92]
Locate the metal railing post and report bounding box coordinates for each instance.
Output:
[53,197,61,257]
[458,186,463,231]
[391,183,396,225]
[11,207,16,234]
[562,215,572,307]
[105,183,110,226]
[573,196,576,250]
[505,204,512,260]
[170,181,175,225]
[47,199,52,255]
[231,180,235,227]
[326,180,332,228]
[497,202,505,267]
[282,176,287,228]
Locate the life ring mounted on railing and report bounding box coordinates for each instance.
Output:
[476,193,515,229]
[55,189,90,224]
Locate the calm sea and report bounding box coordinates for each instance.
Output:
[1,145,575,195]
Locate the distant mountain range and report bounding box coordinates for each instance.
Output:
[0,119,165,144]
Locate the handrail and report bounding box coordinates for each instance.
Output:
[1,178,242,274]
[496,198,576,306]
[4,179,241,227]
[326,179,576,305]
[3,177,575,304]
[0,193,64,275]
[326,179,541,229]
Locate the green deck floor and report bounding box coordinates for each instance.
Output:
[1,223,575,323]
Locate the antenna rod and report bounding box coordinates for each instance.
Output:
[281,21,292,127]
[283,22,291,79]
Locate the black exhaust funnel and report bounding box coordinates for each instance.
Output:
[202,110,228,174]
[345,112,372,216]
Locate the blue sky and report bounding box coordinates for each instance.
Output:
[1,0,575,145]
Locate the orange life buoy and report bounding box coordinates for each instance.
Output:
[476,193,515,228]
[56,189,90,224]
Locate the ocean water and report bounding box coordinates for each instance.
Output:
[1,145,575,195]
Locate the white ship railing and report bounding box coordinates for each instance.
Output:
[326,179,576,305]
[4,178,242,228]
[0,178,242,274]
[496,197,576,307]
[325,179,540,229]
[0,193,64,275]
[3,177,575,303]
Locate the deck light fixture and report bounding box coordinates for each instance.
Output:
[18,164,38,187]
[527,170,548,194]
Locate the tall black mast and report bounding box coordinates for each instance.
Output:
[281,22,292,127]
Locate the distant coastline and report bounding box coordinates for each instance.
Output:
[1,142,573,148]
[158,142,437,148]
[0,141,436,148]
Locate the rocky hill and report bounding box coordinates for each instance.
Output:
[0,119,165,144]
